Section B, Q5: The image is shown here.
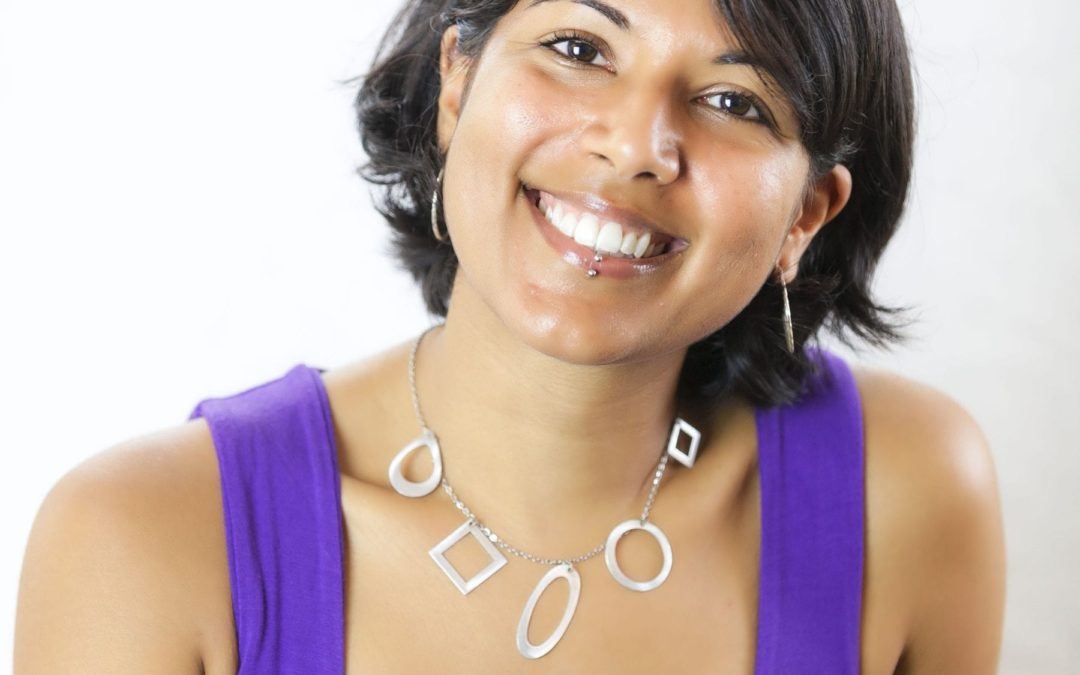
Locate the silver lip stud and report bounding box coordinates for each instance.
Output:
[587,253,602,278]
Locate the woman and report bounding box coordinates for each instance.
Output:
[15,0,1005,672]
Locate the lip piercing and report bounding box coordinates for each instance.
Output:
[587,253,602,278]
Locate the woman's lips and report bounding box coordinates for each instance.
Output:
[522,186,687,280]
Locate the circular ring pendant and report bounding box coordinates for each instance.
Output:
[388,428,443,498]
[604,519,673,592]
[516,564,581,659]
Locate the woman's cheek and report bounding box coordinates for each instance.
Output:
[462,60,567,145]
[755,157,806,217]
[710,155,807,253]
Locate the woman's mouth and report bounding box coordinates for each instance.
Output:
[522,185,687,277]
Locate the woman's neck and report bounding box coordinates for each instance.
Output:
[414,287,690,555]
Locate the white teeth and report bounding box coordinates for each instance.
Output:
[539,194,669,260]
[633,232,651,258]
[573,213,600,248]
[596,221,623,254]
[557,211,577,237]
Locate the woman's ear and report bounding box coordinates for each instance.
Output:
[437,26,468,152]
[777,164,853,281]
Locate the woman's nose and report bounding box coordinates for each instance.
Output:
[581,88,682,186]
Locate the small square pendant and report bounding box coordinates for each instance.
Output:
[429,520,508,595]
[666,416,702,469]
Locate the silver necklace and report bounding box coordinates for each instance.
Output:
[388,325,703,659]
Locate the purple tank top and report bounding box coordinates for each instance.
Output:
[188,350,864,673]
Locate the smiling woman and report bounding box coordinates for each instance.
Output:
[362,0,911,404]
[14,0,1004,674]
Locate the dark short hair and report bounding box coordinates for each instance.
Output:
[356,0,915,407]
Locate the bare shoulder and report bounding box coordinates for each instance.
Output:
[851,365,1005,675]
[15,419,237,674]
[853,365,1000,511]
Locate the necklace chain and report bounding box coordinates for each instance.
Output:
[407,325,671,567]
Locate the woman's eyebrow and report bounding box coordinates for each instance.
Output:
[712,51,790,108]
[527,0,630,30]
[714,51,783,94]
[714,52,758,67]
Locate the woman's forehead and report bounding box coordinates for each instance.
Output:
[515,0,735,43]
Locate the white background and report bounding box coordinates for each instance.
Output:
[2,0,1077,671]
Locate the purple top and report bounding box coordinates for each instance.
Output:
[188,350,864,673]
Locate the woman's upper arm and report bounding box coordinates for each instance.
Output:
[15,420,230,674]
[858,368,1006,675]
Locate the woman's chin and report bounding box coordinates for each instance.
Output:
[498,305,680,368]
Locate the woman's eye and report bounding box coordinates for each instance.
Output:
[703,92,766,123]
[547,37,609,68]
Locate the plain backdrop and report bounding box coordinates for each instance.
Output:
[2,0,1078,671]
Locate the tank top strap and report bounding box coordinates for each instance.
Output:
[188,364,345,674]
[753,349,865,675]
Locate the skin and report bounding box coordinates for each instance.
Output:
[14,0,1005,673]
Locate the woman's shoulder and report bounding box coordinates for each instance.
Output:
[14,343,416,673]
[850,362,997,498]
[851,364,1000,531]
[850,363,1005,673]
[15,419,238,673]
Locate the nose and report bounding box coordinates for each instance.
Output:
[581,88,682,186]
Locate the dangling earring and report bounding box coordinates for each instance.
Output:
[778,265,795,354]
[431,168,448,243]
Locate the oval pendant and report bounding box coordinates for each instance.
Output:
[516,564,581,659]
[604,519,672,592]
[388,428,443,498]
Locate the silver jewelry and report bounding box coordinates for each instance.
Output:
[431,168,448,243]
[429,519,507,594]
[388,428,443,497]
[779,265,794,353]
[390,325,699,659]
[587,253,602,278]
[666,417,702,469]
[604,520,672,591]
[517,563,581,659]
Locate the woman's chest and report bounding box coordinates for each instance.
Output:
[339,483,761,674]
[344,540,759,674]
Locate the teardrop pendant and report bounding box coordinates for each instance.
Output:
[388,428,443,498]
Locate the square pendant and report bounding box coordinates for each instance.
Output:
[666,416,702,468]
[429,520,508,595]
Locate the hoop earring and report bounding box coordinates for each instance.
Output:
[431,169,448,243]
[778,265,795,354]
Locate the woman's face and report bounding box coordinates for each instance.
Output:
[438,0,846,365]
